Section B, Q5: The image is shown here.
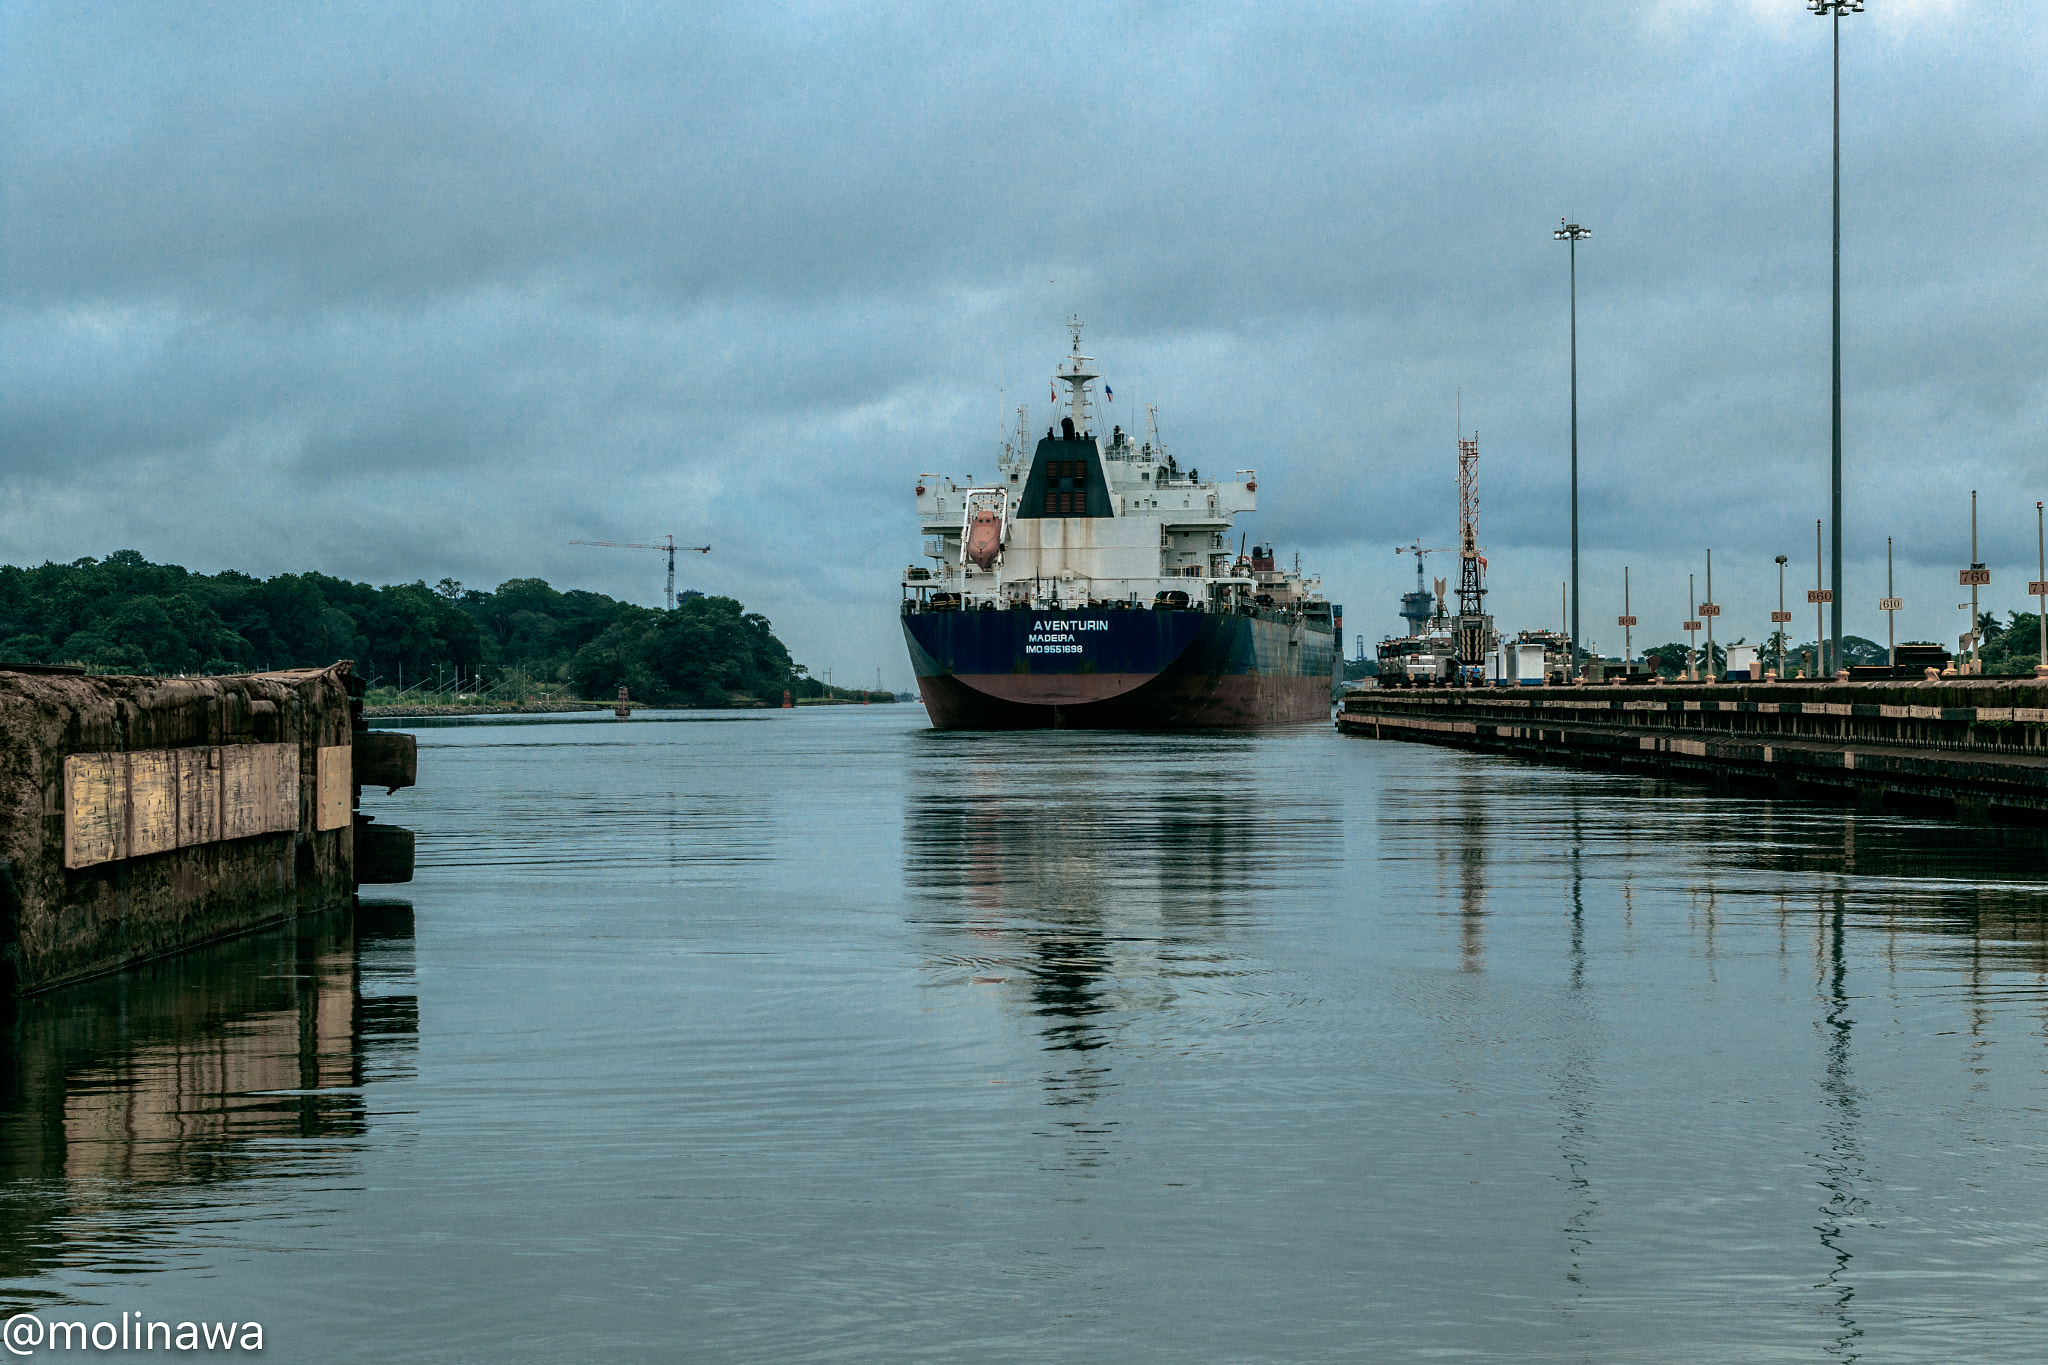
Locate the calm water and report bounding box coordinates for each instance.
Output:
[5,706,2048,1362]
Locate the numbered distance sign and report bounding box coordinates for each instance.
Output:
[1770,610,1793,622]
[1878,597,1903,611]
[1806,589,1834,603]
[1697,604,1722,617]
[1683,620,1701,632]
[2031,580,2048,596]
[1617,615,1638,627]
[1959,568,1991,586]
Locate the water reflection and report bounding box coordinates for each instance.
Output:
[1815,900,1867,1362]
[903,733,1342,1149]
[1557,820,1598,1320]
[0,901,417,1293]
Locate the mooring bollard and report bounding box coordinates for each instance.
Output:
[615,685,631,718]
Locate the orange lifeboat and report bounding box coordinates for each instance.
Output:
[965,508,1003,570]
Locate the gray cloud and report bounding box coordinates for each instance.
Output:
[4,0,2044,684]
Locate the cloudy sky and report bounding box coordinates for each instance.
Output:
[6,0,2044,686]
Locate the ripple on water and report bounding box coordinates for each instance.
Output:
[3,710,2046,1361]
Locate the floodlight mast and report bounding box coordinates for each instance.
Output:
[1811,0,1861,674]
[1553,218,1592,663]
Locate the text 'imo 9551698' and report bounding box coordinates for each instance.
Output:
[901,320,1339,730]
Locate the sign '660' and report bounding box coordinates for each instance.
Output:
[1806,589,1834,604]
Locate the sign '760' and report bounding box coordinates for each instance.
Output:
[1959,568,1991,586]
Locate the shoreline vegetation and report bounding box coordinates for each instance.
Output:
[364,693,905,718]
[0,551,889,709]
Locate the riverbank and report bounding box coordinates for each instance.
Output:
[362,700,643,719]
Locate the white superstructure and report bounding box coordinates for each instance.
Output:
[905,320,1324,617]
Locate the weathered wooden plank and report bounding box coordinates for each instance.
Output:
[65,745,298,869]
[64,754,124,869]
[221,744,298,841]
[125,750,181,859]
[316,745,351,831]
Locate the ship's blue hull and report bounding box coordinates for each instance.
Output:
[901,607,1336,729]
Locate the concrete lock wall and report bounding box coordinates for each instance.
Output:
[0,663,366,996]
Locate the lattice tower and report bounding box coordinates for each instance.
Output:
[1456,431,1484,617]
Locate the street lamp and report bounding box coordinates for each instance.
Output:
[1811,0,1861,679]
[1553,218,1592,661]
[1774,554,1790,680]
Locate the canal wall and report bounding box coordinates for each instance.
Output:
[0,662,414,996]
[1338,678,2048,820]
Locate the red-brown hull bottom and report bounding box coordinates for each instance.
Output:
[915,669,1333,730]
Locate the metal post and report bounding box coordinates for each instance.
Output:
[1970,489,1980,674]
[1554,220,1591,662]
[1815,519,1824,679]
[1810,1,1860,679]
[1570,238,1579,661]
[1886,536,1894,666]
[2037,501,2046,676]
[1776,554,1788,679]
[1830,4,1844,681]
[1624,566,1632,665]
[1688,571,1697,681]
[1560,581,1568,681]
[1705,549,1715,681]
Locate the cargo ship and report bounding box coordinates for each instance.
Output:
[901,320,1339,729]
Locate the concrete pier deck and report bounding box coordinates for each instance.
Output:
[1338,678,2048,820]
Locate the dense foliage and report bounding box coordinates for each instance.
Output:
[1978,610,2044,676]
[0,552,807,706]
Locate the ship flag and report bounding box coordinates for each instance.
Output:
[1106,385,1113,402]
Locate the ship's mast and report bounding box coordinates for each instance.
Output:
[1058,315,1099,436]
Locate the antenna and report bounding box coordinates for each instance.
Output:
[1056,316,1098,436]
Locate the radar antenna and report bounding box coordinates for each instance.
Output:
[1056,316,1099,437]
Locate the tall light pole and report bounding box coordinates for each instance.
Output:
[2034,501,2047,677]
[1775,554,1790,679]
[1811,0,1861,680]
[1554,219,1592,662]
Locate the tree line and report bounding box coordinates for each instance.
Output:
[0,552,843,707]
[1639,610,2043,677]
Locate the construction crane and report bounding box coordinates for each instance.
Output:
[569,535,710,610]
[1452,427,1494,672]
[1395,539,1456,637]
